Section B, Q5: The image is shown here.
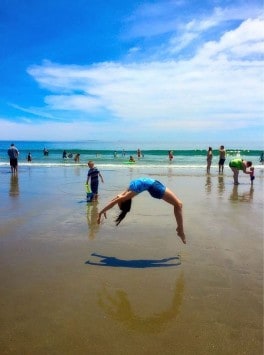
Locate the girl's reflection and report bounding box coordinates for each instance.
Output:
[97,272,184,334]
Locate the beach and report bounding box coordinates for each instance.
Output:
[0,165,263,355]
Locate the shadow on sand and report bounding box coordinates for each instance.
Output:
[85,253,181,268]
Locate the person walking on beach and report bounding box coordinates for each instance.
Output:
[97,177,186,244]
[259,152,264,164]
[7,143,19,174]
[229,158,253,185]
[86,161,104,201]
[168,150,174,162]
[218,145,226,173]
[27,152,32,162]
[206,147,213,174]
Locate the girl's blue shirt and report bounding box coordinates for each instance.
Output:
[128,178,166,199]
[128,177,156,193]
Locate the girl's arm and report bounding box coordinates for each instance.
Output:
[97,190,136,224]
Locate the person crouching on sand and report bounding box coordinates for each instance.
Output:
[229,158,253,185]
[97,177,186,244]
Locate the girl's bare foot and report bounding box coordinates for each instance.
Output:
[176,227,186,244]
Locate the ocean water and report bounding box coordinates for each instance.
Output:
[0,140,263,173]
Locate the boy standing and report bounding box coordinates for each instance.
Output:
[218,145,226,173]
[86,161,104,201]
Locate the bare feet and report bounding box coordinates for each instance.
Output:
[176,227,186,244]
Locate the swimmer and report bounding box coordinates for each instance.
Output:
[97,177,186,244]
[129,155,135,162]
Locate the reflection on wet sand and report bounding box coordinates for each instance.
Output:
[229,185,254,203]
[98,272,184,334]
[9,174,19,197]
[86,202,99,240]
[217,175,225,196]
[205,176,212,194]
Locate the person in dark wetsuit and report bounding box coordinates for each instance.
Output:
[97,177,186,244]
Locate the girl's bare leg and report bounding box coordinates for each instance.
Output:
[162,188,186,244]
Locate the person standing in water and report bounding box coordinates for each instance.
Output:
[218,145,226,173]
[7,143,19,174]
[97,177,186,244]
[86,161,104,201]
[206,147,213,174]
[168,150,174,162]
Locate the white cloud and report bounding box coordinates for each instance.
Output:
[20,13,263,141]
[45,95,103,112]
[197,18,264,60]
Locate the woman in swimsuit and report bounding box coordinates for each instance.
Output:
[97,177,186,244]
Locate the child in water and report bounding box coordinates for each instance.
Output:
[86,161,104,201]
[250,167,255,185]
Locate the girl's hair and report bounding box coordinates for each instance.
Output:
[115,199,132,226]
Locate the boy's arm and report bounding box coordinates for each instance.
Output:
[99,172,104,183]
[86,174,90,185]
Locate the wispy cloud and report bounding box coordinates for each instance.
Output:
[3,1,262,142]
[25,14,263,136]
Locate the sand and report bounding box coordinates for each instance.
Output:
[0,166,263,355]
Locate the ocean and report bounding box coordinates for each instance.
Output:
[0,140,263,173]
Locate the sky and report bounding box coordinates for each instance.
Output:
[0,0,263,146]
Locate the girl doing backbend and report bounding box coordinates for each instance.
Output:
[97,177,186,244]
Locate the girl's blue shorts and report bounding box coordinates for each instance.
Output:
[148,180,166,199]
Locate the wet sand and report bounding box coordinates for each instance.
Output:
[0,166,263,355]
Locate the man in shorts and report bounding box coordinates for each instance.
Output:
[7,143,19,174]
[218,145,226,174]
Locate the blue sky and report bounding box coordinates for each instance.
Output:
[0,0,263,146]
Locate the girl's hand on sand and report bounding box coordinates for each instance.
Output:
[97,211,106,224]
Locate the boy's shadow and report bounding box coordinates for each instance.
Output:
[85,253,181,268]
